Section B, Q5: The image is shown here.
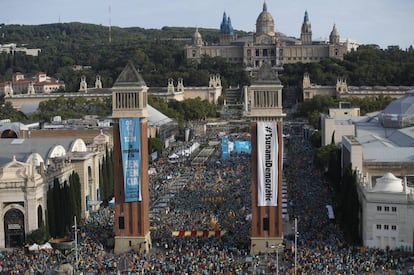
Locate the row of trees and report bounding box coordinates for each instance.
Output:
[2,22,413,101]
[0,93,219,125]
[99,146,114,204]
[314,142,361,244]
[47,172,82,238]
[281,45,414,88]
[0,23,250,91]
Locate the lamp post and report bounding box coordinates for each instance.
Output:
[271,244,285,275]
[294,217,298,275]
[74,216,78,272]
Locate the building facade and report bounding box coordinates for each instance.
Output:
[358,173,414,250]
[321,94,414,250]
[148,74,222,104]
[303,73,414,100]
[0,128,110,248]
[185,2,348,67]
[0,72,65,96]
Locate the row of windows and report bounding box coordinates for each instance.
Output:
[376,224,397,230]
[377,206,397,212]
[287,56,322,61]
[246,49,283,57]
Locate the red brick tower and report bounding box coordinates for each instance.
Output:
[244,63,285,254]
[112,62,151,253]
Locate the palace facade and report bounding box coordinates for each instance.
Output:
[185,2,350,68]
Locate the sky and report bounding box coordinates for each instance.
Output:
[2,0,413,49]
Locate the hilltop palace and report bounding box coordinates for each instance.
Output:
[185,1,357,68]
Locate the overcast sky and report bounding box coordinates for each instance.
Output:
[2,0,413,49]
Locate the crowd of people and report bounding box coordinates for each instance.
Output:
[0,120,413,274]
[279,129,409,274]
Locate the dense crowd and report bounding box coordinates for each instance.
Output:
[0,121,413,274]
[280,132,409,274]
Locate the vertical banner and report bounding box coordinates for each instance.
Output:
[222,136,229,159]
[257,121,278,206]
[119,117,142,202]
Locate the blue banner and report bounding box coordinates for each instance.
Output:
[222,137,229,159]
[119,118,142,202]
[234,141,251,154]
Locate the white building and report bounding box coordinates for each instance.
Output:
[0,127,110,248]
[359,173,414,250]
[323,93,414,250]
[0,43,41,56]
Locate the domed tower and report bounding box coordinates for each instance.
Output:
[192,28,203,47]
[300,11,312,45]
[256,1,275,36]
[329,24,340,44]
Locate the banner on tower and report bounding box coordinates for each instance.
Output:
[257,121,278,206]
[119,117,142,202]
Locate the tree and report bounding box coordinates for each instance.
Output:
[338,165,361,244]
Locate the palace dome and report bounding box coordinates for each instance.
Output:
[256,2,275,36]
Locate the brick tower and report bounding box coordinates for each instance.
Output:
[112,62,151,254]
[244,63,285,254]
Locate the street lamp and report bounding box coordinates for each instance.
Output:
[271,244,285,275]
[294,217,298,275]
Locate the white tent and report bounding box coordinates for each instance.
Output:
[28,243,39,251]
[168,153,180,159]
[39,242,53,251]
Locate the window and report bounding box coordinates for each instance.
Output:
[263,49,268,56]
[384,225,389,230]
[255,49,260,57]
[392,207,397,212]
[377,206,382,211]
[391,225,397,231]
[376,224,381,230]
[384,206,390,212]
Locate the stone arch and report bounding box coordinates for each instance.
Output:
[1,129,18,138]
[48,145,66,159]
[26,152,45,167]
[70,138,87,153]
[3,207,25,248]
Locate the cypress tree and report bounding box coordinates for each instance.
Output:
[47,187,55,237]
